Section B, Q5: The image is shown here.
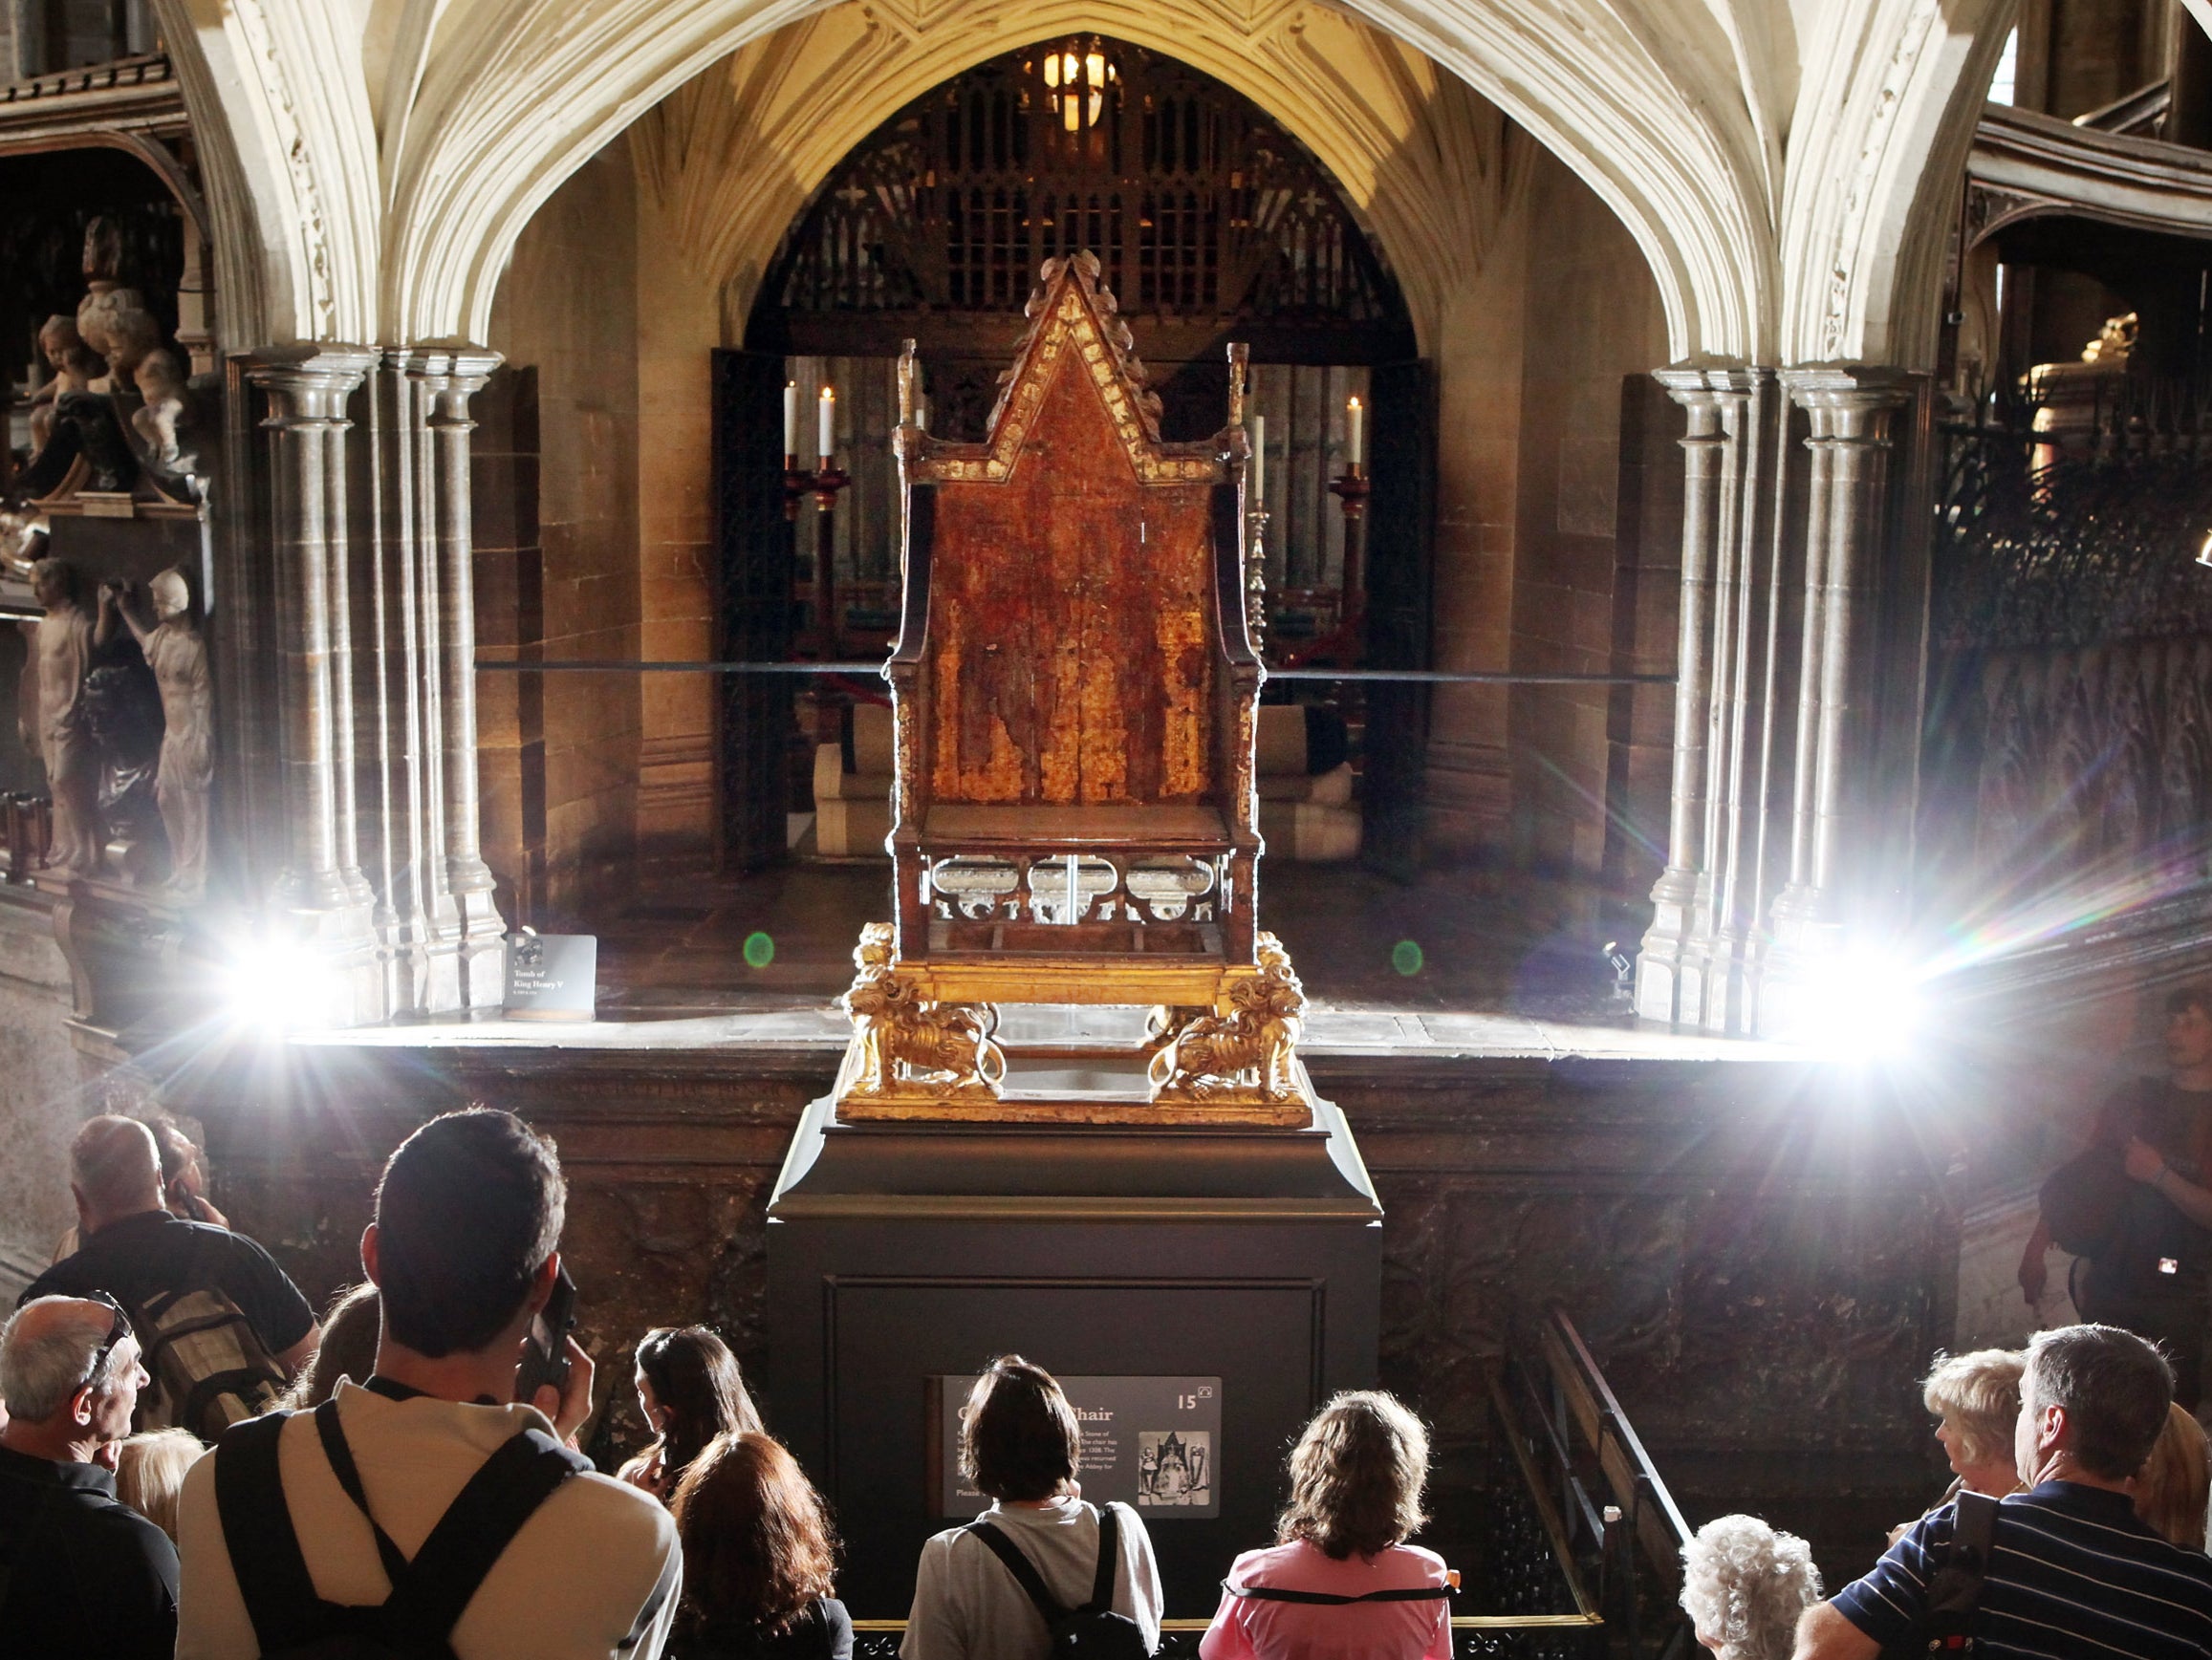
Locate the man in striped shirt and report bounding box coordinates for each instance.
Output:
[1795,1324,2212,1659]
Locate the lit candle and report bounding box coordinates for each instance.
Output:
[1346,396,1364,467]
[783,381,797,458]
[818,385,835,462]
[1249,414,1265,505]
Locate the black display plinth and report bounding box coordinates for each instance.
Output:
[765,1094,1383,1619]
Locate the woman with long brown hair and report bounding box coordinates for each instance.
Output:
[620,1326,765,1500]
[669,1432,851,1659]
[1201,1391,1452,1660]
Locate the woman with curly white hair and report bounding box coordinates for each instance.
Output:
[1678,1515,1822,1660]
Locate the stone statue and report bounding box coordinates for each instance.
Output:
[2083,312,2138,366]
[131,350,195,473]
[28,558,99,876]
[98,571,212,897]
[0,510,48,579]
[28,315,99,455]
[77,287,161,395]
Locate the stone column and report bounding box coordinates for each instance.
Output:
[426,352,508,1008]
[1761,369,1914,1032]
[247,350,384,1024]
[1635,367,1790,1032]
[1696,371,1787,1034]
[363,355,444,1015]
[362,349,508,1018]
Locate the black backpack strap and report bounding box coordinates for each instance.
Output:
[1089,1503,1120,1613]
[380,1425,590,1642]
[313,1397,411,1587]
[1225,1578,1452,1606]
[967,1519,1067,1625]
[1930,1492,2001,1614]
[213,1410,329,1652]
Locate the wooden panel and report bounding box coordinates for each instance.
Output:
[926,352,1215,807]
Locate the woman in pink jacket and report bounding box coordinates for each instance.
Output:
[1201,1391,1453,1660]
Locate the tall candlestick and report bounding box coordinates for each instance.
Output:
[1346,396,1364,467]
[817,385,835,462]
[1249,414,1265,505]
[783,382,798,457]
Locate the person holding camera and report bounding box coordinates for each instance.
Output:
[174,1109,682,1659]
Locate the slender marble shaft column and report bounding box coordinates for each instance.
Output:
[247,350,385,1024]
[1696,371,1787,1035]
[1761,369,1913,1035]
[361,349,509,1018]
[1637,367,1781,1030]
[426,352,508,1009]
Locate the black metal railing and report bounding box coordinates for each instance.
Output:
[1489,1304,1696,1660]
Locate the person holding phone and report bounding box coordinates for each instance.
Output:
[173,1109,683,1659]
[620,1326,765,1502]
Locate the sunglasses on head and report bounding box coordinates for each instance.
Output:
[83,1292,133,1386]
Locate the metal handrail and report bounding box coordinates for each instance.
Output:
[1538,1303,1692,1583]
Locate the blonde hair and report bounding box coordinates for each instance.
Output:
[1922,1348,2026,1470]
[2132,1402,2210,1551]
[115,1428,202,1541]
[1679,1515,1822,1660]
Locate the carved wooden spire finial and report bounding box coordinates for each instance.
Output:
[898,338,919,427]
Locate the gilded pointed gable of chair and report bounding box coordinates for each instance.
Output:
[830,251,1312,1127]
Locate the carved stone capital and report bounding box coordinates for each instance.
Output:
[390,345,503,426]
[248,347,377,427]
[1780,365,1914,430]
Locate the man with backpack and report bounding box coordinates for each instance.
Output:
[1793,1324,2212,1659]
[2020,984,2212,1407]
[173,1107,682,1659]
[21,1115,322,1440]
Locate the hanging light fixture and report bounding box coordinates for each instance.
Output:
[1043,39,1115,132]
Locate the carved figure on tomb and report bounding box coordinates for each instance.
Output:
[838,922,1008,1104]
[130,351,196,475]
[28,558,100,876]
[1147,933,1306,1105]
[77,288,162,395]
[98,572,212,897]
[28,316,101,455]
[2082,312,2138,366]
[0,509,48,578]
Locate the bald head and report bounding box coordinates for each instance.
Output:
[71,1115,164,1233]
[0,1296,127,1425]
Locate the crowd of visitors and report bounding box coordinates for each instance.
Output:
[17,1100,2212,1660]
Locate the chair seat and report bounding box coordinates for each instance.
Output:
[922,803,1230,849]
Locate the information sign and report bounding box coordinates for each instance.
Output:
[930,1375,1222,1519]
[504,931,597,1021]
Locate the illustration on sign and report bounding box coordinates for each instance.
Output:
[1137,1430,1210,1507]
[931,1375,1222,1520]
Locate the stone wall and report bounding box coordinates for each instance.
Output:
[483,139,644,923]
[0,893,88,1299]
[182,1041,1954,1591]
[632,206,722,867]
[1506,148,1672,880]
